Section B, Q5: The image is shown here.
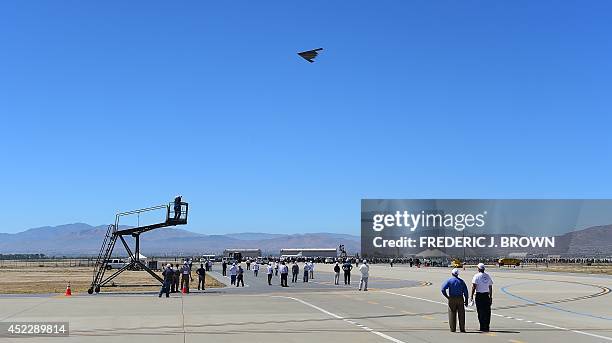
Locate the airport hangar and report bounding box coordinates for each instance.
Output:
[280,248,337,258]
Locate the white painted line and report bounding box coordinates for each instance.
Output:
[272,296,406,343]
[382,291,612,342]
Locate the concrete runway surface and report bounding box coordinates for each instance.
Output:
[1,264,610,342]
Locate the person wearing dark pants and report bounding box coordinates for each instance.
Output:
[280,261,289,287]
[334,262,341,285]
[342,260,352,285]
[180,261,191,293]
[303,263,309,282]
[253,262,259,277]
[441,268,469,332]
[229,263,237,285]
[291,262,299,283]
[266,263,273,285]
[159,264,173,298]
[196,263,206,290]
[173,195,182,220]
[222,261,227,276]
[236,265,245,287]
[173,264,180,293]
[470,263,494,332]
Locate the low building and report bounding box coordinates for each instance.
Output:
[280,248,337,258]
[223,249,261,259]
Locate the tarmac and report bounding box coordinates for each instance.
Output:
[1,263,611,342]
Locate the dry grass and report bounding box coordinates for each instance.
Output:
[0,266,224,294]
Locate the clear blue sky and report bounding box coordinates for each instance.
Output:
[1,1,611,235]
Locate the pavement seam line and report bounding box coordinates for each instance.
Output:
[271,295,408,343]
[382,290,612,342]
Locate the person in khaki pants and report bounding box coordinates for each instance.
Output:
[441,268,469,332]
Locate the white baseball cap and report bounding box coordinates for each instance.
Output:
[477,263,485,270]
[451,268,459,276]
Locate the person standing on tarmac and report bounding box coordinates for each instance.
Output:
[274,261,279,276]
[266,262,274,285]
[342,259,353,285]
[196,263,206,290]
[229,263,238,285]
[222,260,227,276]
[236,265,245,287]
[303,262,310,282]
[169,264,176,293]
[253,261,260,277]
[159,264,173,298]
[280,261,289,287]
[333,262,341,285]
[470,263,494,332]
[309,261,315,279]
[173,264,180,293]
[180,261,191,293]
[441,268,469,332]
[291,261,299,283]
[246,259,251,271]
[358,259,369,291]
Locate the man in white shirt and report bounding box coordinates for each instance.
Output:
[266,263,274,285]
[358,260,370,291]
[279,261,289,287]
[229,263,238,285]
[303,263,310,282]
[253,262,260,277]
[309,261,315,279]
[470,263,493,332]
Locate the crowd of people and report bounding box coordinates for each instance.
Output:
[160,255,501,333]
[216,258,372,290]
[158,259,211,297]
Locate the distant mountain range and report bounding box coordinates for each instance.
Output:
[0,223,360,257]
[2,223,609,257]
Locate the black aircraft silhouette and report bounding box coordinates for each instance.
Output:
[297,48,323,63]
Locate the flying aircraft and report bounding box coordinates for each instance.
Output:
[297,48,323,63]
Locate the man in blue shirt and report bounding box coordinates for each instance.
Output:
[441,268,469,332]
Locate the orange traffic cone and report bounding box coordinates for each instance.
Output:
[65,282,72,296]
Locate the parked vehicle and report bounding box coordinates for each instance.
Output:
[498,258,521,267]
[105,259,128,270]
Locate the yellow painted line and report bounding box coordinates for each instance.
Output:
[384,305,395,309]
[486,332,497,337]
[422,315,435,320]
[509,340,526,343]
[367,301,379,305]
[401,310,415,315]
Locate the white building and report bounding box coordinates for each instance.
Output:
[280,248,337,258]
